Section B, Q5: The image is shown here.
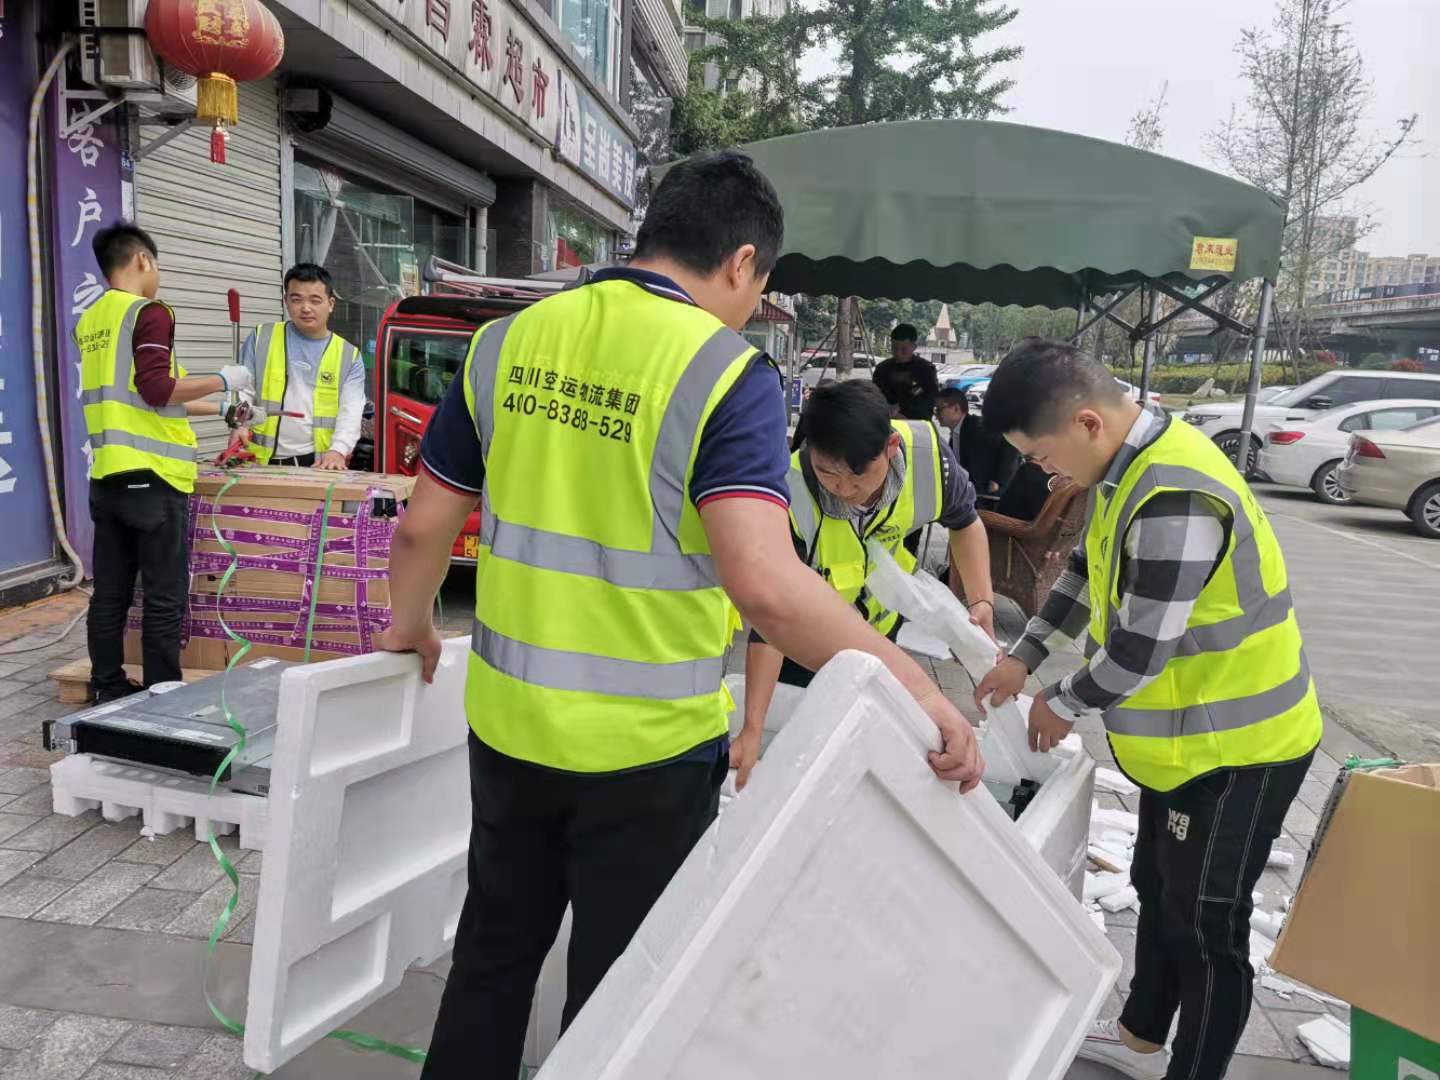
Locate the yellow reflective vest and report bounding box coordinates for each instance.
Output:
[1087,415,1322,791]
[76,289,197,493]
[786,419,942,635]
[461,280,762,773]
[248,322,361,463]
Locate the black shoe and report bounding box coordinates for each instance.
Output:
[91,679,145,705]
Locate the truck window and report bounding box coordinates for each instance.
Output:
[387,330,473,405]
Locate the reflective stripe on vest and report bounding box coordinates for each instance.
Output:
[77,291,197,492]
[460,282,761,772]
[249,323,357,463]
[1086,417,1322,790]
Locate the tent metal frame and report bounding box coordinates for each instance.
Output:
[1068,277,1276,468]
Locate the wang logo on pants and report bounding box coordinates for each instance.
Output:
[1167,810,1191,841]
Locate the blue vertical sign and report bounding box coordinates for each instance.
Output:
[49,59,127,575]
[0,9,58,573]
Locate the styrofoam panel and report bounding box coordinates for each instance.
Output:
[243,638,472,1074]
[50,754,268,849]
[536,651,1120,1080]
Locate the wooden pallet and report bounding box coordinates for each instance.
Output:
[48,658,214,704]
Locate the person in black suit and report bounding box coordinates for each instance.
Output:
[935,386,1019,504]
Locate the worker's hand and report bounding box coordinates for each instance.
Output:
[376,624,444,683]
[223,399,266,429]
[729,728,762,791]
[218,364,253,395]
[314,450,348,471]
[974,655,1028,711]
[987,481,1000,493]
[1027,693,1074,754]
[919,689,985,793]
[967,599,997,646]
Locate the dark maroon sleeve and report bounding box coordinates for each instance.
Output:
[132,302,177,407]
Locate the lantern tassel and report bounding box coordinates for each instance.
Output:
[209,124,227,165]
[196,73,239,126]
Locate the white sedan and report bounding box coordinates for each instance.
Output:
[966,375,1160,410]
[1255,399,1440,504]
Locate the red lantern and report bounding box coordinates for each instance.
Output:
[143,0,285,164]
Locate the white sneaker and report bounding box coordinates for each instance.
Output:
[1076,1018,1169,1079]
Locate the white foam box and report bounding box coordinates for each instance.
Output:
[243,638,471,1074]
[534,651,1120,1080]
[50,754,267,849]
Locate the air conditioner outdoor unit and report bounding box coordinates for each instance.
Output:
[76,0,197,112]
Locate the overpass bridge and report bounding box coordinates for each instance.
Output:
[1171,289,1440,361]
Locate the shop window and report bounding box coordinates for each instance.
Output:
[293,158,467,375]
[558,0,622,96]
[546,204,612,270]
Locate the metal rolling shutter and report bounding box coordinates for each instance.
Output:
[133,78,284,459]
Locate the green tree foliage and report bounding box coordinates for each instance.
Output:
[958,303,1075,362]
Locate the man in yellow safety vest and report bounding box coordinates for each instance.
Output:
[737,379,996,788]
[379,151,985,1080]
[975,338,1322,1080]
[78,222,254,702]
[238,263,364,469]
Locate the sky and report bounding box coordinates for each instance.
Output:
[798,0,1438,256]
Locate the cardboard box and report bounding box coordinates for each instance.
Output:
[1271,763,1440,1043]
[1351,1008,1440,1080]
[125,466,413,669]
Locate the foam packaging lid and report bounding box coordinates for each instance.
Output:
[537,651,1120,1080]
[243,638,471,1073]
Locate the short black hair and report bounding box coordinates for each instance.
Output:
[891,323,919,343]
[92,222,157,279]
[982,337,1126,436]
[284,263,335,297]
[802,381,893,472]
[937,387,969,410]
[636,151,784,276]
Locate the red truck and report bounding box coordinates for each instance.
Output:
[368,267,572,561]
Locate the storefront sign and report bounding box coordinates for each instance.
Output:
[369,0,559,145]
[0,8,59,573]
[49,68,129,574]
[555,69,636,208]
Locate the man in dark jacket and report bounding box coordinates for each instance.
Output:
[935,386,1018,502]
[872,324,940,420]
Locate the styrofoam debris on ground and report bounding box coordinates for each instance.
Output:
[1101,829,1134,849]
[1250,908,1286,941]
[534,651,1121,1080]
[49,753,267,849]
[1260,974,1346,1008]
[1088,845,1129,874]
[1249,929,1275,969]
[1099,885,1140,913]
[1091,806,1140,835]
[1084,871,1132,902]
[1093,767,1139,796]
[1296,1015,1350,1069]
[1267,849,1296,868]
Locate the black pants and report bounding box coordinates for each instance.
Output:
[420,734,727,1080]
[270,452,316,467]
[87,471,190,694]
[1120,753,1312,1079]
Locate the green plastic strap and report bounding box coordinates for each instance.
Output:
[202,474,428,1070]
[1344,755,1403,771]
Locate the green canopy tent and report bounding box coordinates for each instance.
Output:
[668,120,1285,466]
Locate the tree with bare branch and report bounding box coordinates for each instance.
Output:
[1208,0,1417,379]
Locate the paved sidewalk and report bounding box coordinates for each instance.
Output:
[0,591,1354,1077]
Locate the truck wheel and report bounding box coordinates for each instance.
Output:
[1214,431,1260,477]
[1310,460,1351,505]
[1410,482,1440,539]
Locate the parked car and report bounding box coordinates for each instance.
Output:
[1256,400,1440,504]
[798,351,882,388]
[1181,369,1440,471]
[1335,415,1440,538]
[1257,385,1292,403]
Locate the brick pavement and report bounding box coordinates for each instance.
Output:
[0,592,1353,1077]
